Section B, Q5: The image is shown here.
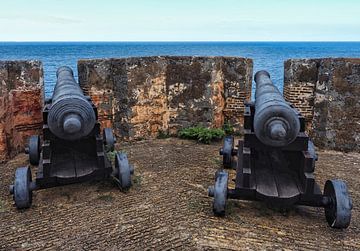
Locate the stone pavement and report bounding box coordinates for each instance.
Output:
[0,138,359,250]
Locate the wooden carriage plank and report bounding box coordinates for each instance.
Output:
[255,166,279,198]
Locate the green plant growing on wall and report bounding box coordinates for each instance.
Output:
[223,121,234,135]
[178,126,225,144]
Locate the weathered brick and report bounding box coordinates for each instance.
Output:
[0,61,43,161]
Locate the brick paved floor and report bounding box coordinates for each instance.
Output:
[0,138,359,250]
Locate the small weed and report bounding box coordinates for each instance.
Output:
[106,150,117,164]
[178,126,225,144]
[223,121,234,135]
[157,130,170,139]
[133,174,142,188]
[107,150,128,165]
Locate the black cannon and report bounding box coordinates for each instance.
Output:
[209,70,352,229]
[10,66,133,209]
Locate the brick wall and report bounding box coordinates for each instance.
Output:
[1,56,357,162]
[78,56,253,140]
[222,58,253,129]
[284,59,319,130]
[284,58,360,152]
[0,61,44,161]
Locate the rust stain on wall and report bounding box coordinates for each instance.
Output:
[0,61,43,161]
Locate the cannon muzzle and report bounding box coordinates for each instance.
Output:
[47,66,96,140]
[254,70,300,147]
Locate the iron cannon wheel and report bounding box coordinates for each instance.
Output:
[29,135,40,165]
[103,128,115,152]
[213,170,228,216]
[222,136,234,169]
[324,179,352,229]
[13,166,33,209]
[115,152,132,190]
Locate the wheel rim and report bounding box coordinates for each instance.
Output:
[29,135,40,165]
[324,181,336,226]
[213,171,228,216]
[324,180,352,228]
[115,153,131,189]
[103,128,115,152]
[222,136,234,168]
[14,167,32,209]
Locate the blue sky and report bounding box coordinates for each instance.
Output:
[1,0,359,41]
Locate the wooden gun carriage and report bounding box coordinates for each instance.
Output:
[10,66,133,209]
[209,70,352,229]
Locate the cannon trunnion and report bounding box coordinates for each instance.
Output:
[210,70,352,229]
[10,66,134,209]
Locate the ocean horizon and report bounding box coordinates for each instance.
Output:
[1,41,360,97]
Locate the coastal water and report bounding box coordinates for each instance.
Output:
[0,42,360,97]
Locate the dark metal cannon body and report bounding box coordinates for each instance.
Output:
[10,66,133,209]
[209,70,352,229]
[48,66,96,141]
[254,71,300,147]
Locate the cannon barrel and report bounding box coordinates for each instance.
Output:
[47,66,96,140]
[254,70,300,147]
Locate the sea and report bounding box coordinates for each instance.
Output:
[1,42,360,97]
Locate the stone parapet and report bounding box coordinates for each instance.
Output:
[0,61,44,161]
[284,58,360,152]
[78,56,253,140]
